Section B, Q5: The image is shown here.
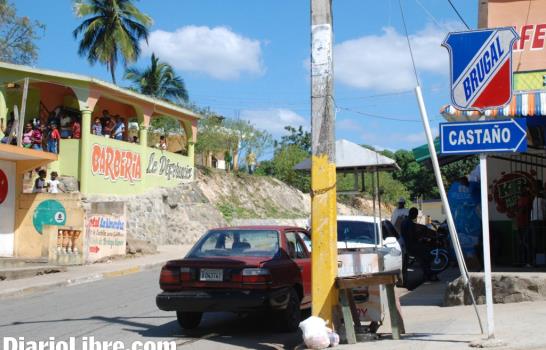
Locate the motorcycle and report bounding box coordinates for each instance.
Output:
[407,220,452,273]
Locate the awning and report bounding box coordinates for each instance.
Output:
[294,139,400,172]
[441,90,546,121]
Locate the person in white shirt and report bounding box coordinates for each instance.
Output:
[392,197,409,231]
[48,171,62,194]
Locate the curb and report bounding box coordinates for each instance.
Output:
[0,261,167,300]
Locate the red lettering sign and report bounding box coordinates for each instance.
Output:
[90,144,142,183]
[513,24,546,51]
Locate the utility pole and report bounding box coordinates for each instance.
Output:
[311,0,337,324]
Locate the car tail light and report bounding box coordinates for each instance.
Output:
[241,268,272,284]
[159,266,180,284]
[180,267,193,281]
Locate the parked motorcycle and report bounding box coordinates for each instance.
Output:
[407,220,452,273]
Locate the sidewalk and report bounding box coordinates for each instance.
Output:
[337,272,546,350]
[0,245,192,299]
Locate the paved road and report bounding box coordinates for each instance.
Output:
[0,269,301,350]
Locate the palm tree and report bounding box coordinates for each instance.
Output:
[124,53,189,102]
[72,0,152,84]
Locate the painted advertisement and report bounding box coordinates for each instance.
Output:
[486,0,546,72]
[86,214,127,262]
[91,143,142,183]
[490,170,538,225]
[448,179,482,259]
[146,151,193,181]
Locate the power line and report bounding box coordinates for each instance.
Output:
[447,0,471,30]
[414,0,443,28]
[398,0,420,87]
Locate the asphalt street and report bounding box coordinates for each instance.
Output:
[0,269,302,350]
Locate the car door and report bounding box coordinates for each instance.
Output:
[285,231,312,306]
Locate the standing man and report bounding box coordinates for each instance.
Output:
[392,197,409,233]
[246,150,256,174]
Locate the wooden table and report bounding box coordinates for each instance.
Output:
[336,270,405,344]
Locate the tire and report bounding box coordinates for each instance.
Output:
[429,249,449,273]
[176,311,203,330]
[276,288,301,332]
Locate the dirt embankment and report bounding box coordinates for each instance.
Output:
[87,168,392,245]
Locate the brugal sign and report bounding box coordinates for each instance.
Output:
[440,119,527,155]
[443,28,519,111]
[146,152,193,181]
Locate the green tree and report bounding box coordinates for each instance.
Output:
[276,126,311,153]
[73,0,152,84]
[263,145,310,192]
[224,119,273,168]
[0,0,44,64]
[124,53,188,102]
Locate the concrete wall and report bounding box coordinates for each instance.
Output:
[0,159,16,257]
[15,193,84,258]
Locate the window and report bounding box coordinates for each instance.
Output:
[189,230,279,257]
[285,232,308,259]
[337,220,378,245]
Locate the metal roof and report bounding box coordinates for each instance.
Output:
[294,139,400,171]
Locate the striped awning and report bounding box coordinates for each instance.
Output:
[441,90,546,121]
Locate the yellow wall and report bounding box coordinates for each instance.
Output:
[15,193,84,258]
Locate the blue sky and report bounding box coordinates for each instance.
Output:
[14,0,476,154]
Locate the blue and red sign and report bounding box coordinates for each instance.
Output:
[443,28,519,111]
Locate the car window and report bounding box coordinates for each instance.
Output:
[285,232,308,259]
[382,220,399,239]
[298,232,312,251]
[189,230,279,257]
[337,220,378,245]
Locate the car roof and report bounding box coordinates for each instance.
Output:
[337,215,388,223]
[210,225,307,231]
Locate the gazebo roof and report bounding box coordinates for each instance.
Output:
[294,139,400,172]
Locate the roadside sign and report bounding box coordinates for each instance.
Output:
[443,28,518,111]
[440,119,527,155]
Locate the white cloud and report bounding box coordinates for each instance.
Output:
[141,26,264,80]
[240,108,307,136]
[334,24,459,92]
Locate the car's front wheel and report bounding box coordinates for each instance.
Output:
[176,311,203,330]
[276,288,301,332]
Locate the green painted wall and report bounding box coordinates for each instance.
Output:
[59,139,81,178]
[80,134,193,195]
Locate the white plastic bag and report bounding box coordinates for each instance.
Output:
[299,316,331,349]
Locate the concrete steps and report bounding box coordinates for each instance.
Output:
[0,257,49,269]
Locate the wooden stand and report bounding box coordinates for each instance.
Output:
[336,270,405,344]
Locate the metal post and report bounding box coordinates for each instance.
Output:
[311,0,337,324]
[480,154,495,338]
[415,85,484,333]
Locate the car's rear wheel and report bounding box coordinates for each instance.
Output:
[276,288,301,332]
[176,311,203,330]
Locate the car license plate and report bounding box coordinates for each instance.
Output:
[200,269,223,281]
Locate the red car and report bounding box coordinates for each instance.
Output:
[156,226,311,332]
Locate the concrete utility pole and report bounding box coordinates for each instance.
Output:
[311,0,337,324]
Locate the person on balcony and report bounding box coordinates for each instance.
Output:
[100,110,112,129]
[112,116,125,140]
[72,117,81,139]
[22,123,33,148]
[156,135,168,150]
[103,119,113,138]
[47,124,61,154]
[92,118,102,136]
[60,113,72,138]
[31,124,43,150]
